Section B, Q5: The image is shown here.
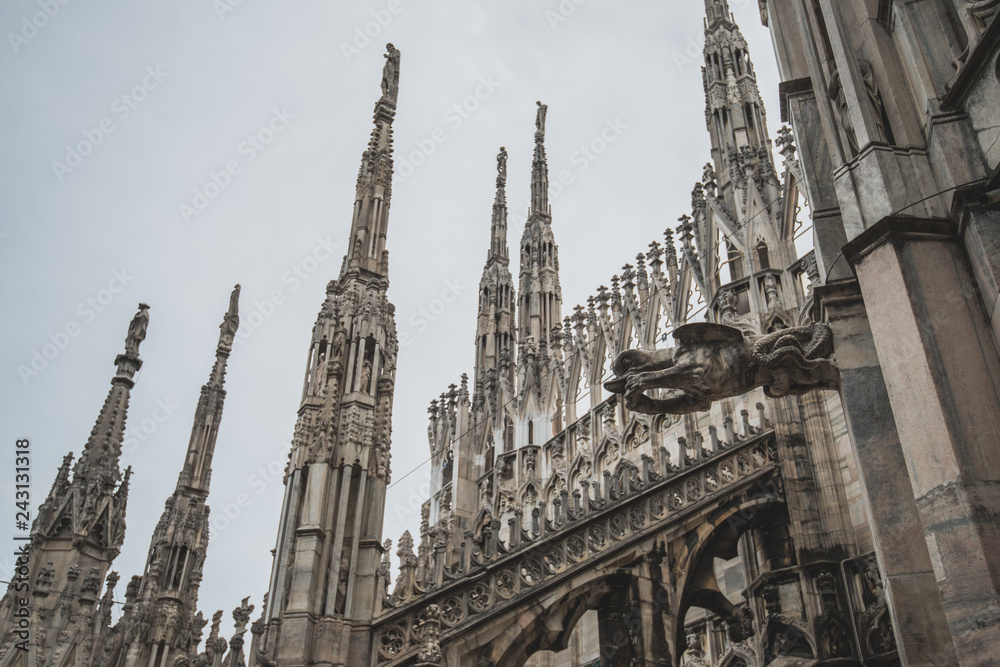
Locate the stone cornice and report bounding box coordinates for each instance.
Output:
[840,216,958,266]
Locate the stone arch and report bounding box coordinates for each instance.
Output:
[718,643,755,667]
[621,416,650,455]
[543,473,565,506]
[590,332,613,403]
[755,238,770,270]
[567,455,592,495]
[595,436,620,474]
[760,614,815,664]
[469,570,643,667]
[618,308,641,358]
[671,491,786,655]
[763,310,790,333]
[567,353,588,422]
[520,484,538,516]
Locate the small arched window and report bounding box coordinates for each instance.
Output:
[756,241,770,270]
[726,241,744,281]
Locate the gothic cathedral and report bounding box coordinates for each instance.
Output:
[5,1,1000,666]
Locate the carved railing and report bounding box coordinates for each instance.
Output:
[374,425,781,664]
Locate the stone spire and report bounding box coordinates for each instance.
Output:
[702,1,773,207]
[48,304,148,551]
[258,47,400,667]
[529,101,549,218]
[491,146,509,260]
[116,287,239,667]
[0,304,149,666]
[517,102,562,400]
[474,147,516,408]
[176,284,240,495]
[342,43,399,279]
[698,3,795,328]
[73,303,148,493]
[704,0,732,28]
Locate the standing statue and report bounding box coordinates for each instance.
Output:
[604,322,838,415]
[763,274,780,310]
[381,43,401,103]
[858,59,891,144]
[828,70,859,157]
[219,284,241,350]
[125,303,151,355]
[535,101,547,135]
[359,359,373,393]
[497,146,507,182]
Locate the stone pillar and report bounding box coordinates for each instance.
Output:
[843,219,1000,664]
[633,560,673,667]
[596,570,672,667]
[596,588,635,667]
[816,277,958,666]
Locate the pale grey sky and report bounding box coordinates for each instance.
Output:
[0,0,782,623]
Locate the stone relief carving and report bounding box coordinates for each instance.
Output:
[605,322,838,414]
[858,59,892,144]
[827,70,859,158]
[763,274,780,310]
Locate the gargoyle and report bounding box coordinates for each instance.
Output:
[604,322,838,415]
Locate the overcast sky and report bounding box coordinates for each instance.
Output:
[0,0,782,625]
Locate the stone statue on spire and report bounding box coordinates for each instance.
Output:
[535,101,547,136]
[219,284,241,351]
[381,43,401,104]
[125,303,150,356]
[497,146,507,183]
